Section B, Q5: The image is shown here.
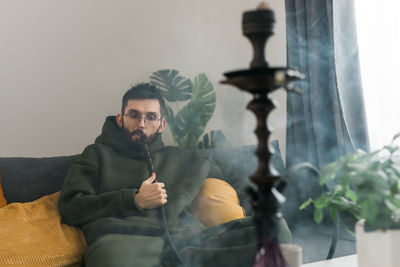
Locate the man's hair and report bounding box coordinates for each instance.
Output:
[121,83,166,116]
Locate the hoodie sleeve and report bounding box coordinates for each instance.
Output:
[58,145,143,226]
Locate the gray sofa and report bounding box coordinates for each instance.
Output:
[0,142,355,264]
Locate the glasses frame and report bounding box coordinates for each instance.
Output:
[123,112,162,126]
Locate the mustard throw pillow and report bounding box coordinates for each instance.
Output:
[0,170,7,208]
[0,192,87,267]
[191,178,246,227]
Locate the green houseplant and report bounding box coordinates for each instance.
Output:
[149,69,228,149]
[300,134,400,232]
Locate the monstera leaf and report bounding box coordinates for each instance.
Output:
[170,73,216,148]
[192,73,216,118]
[150,69,192,102]
[172,101,209,148]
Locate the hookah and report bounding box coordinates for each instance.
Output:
[221,3,304,266]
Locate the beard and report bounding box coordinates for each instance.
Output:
[121,121,160,145]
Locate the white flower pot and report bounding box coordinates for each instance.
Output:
[356,220,400,267]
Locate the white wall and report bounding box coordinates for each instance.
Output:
[0,0,287,157]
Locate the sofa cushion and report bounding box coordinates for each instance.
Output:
[0,155,79,203]
[197,141,286,216]
[0,170,7,208]
[190,178,246,227]
[0,191,87,266]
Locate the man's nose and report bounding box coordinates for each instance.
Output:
[138,117,146,128]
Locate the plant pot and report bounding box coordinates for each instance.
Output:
[356,220,400,267]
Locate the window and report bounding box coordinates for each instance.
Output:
[355,1,400,150]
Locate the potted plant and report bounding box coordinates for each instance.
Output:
[300,134,400,267]
[149,69,229,149]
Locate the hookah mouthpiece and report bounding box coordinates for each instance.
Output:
[140,135,155,177]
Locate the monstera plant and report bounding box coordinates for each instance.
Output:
[149,69,228,149]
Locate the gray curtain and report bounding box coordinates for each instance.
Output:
[284,0,369,170]
[281,1,370,222]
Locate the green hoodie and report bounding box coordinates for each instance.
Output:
[59,116,291,267]
[59,116,222,245]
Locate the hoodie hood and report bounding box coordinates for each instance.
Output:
[95,116,164,158]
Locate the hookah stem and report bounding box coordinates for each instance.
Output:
[140,136,187,267]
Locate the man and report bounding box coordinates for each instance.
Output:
[59,83,290,267]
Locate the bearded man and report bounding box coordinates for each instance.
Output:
[58,83,290,267]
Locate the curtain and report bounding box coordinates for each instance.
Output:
[281,0,370,223]
[284,0,369,170]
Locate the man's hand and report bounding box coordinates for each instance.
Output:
[135,173,167,210]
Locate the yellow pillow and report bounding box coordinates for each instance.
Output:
[191,178,246,227]
[0,192,87,267]
[0,170,7,208]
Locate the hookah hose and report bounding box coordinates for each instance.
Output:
[140,136,187,267]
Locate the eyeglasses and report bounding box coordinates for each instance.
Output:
[123,112,161,125]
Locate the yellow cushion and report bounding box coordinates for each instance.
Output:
[0,192,87,267]
[191,178,246,227]
[0,170,7,208]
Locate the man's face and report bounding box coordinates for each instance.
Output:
[116,99,166,143]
